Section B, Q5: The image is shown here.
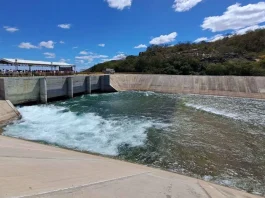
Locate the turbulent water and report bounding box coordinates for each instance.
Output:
[3,92,265,195]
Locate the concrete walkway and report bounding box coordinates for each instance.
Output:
[0,136,262,198]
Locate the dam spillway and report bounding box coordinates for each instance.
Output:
[1,74,265,197]
[3,91,265,195]
[0,75,114,105]
[0,74,265,105]
[110,74,265,99]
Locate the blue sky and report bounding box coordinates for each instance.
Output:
[0,0,265,71]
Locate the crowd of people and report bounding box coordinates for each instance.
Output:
[0,69,75,77]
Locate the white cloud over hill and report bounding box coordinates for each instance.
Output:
[76,53,109,63]
[202,2,265,32]
[149,32,177,45]
[134,44,147,49]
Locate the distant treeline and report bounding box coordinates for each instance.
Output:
[87,29,265,76]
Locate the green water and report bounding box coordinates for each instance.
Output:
[3,91,265,195]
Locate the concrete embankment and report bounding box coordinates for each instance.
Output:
[0,75,113,105]
[110,74,265,99]
[0,135,262,198]
[0,100,20,126]
[1,74,264,104]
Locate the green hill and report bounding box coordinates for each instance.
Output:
[87,29,265,76]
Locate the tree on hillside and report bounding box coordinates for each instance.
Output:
[85,29,265,76]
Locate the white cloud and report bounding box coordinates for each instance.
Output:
[18,42,38,49]
[39,41,55,49]
[208,34,225,42]
[235,25,265,35]
[79,51,94,55]
[59,58,70,63]
[98,43,105,47]
[76,60,85,64]
[72,46,78,49]
[18,40,56,50]
[173,0,202,12]
[3,26,19,33]
[76,54,109,63]
[58,24,71,29]
[80,50,88,55]
[149,32,177,45]
[105,0,132,10]
[101,53,127,63]
[202,2,265,32]
[193,34,225,43]
[101,59,112,63]
[43,52,56,59]
[59,41,65,44]
[134,44,147,49]
[195,25,265,44]
[194,37,208,43]
[113,53,126,60]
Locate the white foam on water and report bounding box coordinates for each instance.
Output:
[185,103,238,119]
[3,105,164,156]
[144,91,156,97]
[183,94,265,127]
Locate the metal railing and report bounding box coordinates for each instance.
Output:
[0,71,76,77]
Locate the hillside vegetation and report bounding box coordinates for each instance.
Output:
[87,29,265,76]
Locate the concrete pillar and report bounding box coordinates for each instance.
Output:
[86,76,91,94]
[100,75,105,92]
[0,79,7,100]
[100,75,111,92]
[67,77,73,98]
[40,78,47,104]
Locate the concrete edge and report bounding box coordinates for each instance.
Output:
[0,100,21,127]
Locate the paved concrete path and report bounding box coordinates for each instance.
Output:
[0,136,262,198]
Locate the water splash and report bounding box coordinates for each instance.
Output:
[3,91,265,195]
[3,105,165,156]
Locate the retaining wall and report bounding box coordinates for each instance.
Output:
[110,74,265,99]
[1,74,264,104]
[0,75,110,105]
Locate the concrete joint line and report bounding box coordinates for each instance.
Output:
[0,155,102,161]
[6,100,21,117]
[16,171,151,198]
[197,181,212,198]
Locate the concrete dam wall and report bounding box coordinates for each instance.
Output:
[0,75,113,105]
[110,74,265,99]
[0,74,264,105]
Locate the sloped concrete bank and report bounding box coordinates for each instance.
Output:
[110,74,265,99]
[0,100,20,127]
[0,135,262,198]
